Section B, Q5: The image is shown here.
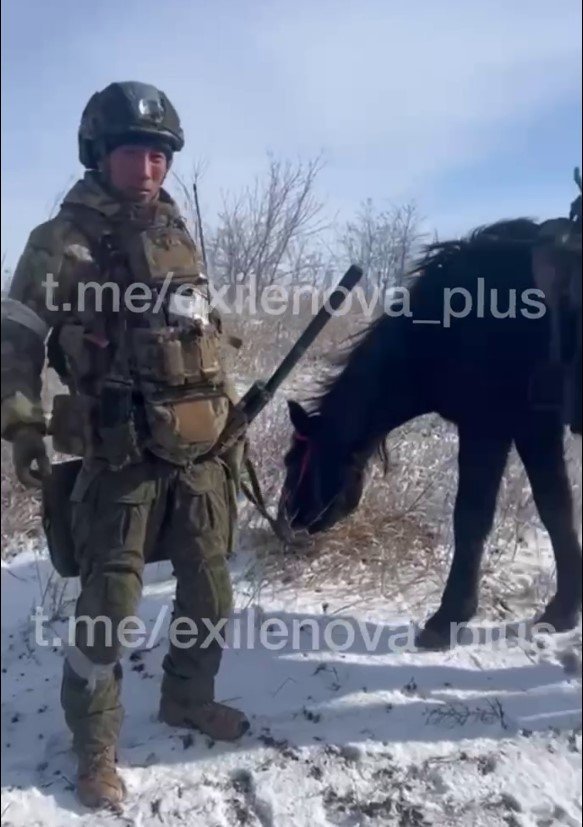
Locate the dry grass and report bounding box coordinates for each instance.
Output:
[236,394,443,596]
[222,302,375,380]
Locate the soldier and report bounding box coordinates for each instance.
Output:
[1,81,249,810]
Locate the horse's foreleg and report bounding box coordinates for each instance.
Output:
[416,429,512,650]
[515,419,582,632]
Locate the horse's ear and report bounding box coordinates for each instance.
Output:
[287,400,311,436]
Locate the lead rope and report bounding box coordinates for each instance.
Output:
[239,432,316,543]
[239,455,289,542]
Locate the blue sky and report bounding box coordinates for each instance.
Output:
[1,0,581,271]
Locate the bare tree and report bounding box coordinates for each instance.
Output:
[341,199,425,304]
[209,154,328,293]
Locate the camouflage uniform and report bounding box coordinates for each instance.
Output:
[1,82,247,809]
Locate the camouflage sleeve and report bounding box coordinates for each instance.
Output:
[1,217,73,439]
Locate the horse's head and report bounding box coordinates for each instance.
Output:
[277,400,367,535]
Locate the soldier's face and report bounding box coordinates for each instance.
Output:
[106,144,168,202]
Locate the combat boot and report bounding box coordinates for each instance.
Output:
[159,698,250,741]
[76,745,126,810]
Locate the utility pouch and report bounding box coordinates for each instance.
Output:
[49,393,93,457]
[124,223,203,285]
[42,458,83,579]
[198,331,222,381]
[57,325,93,378]
[144,395,229,454]
[161,337,186,386]
[95,383,143,469]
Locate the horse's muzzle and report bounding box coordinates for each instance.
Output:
[274,497,314,548]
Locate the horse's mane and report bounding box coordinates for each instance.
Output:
[306,316,384,409]
[304,217,543,471]
[314,218,542,393]
[404,217,540,283]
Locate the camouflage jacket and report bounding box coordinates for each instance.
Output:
[1,172,239,455]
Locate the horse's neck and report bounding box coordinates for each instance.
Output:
[320,315,424,453]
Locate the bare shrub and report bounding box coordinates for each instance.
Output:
[209,154,328,293]
[1,440,43,556]
[340,198,426,301]
[222,293,375,381]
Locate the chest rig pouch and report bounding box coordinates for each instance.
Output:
[118,213,230,460]
[49,203,231,468]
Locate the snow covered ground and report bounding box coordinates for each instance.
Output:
[1,532,581,827]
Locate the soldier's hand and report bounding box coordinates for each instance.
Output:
[12,425,51,488]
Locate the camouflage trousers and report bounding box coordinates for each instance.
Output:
[60,453,237,755]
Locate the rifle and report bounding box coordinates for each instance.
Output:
[217,264,364,451]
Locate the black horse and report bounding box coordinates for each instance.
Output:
[277,219,582,649]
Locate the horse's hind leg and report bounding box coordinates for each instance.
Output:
[416,428,512,650]
[515,418,582,632]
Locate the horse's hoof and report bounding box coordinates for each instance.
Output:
[414,625,452,651]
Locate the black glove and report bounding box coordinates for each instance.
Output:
[12,425,50,488]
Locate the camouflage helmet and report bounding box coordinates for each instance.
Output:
[78,81,184,169]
